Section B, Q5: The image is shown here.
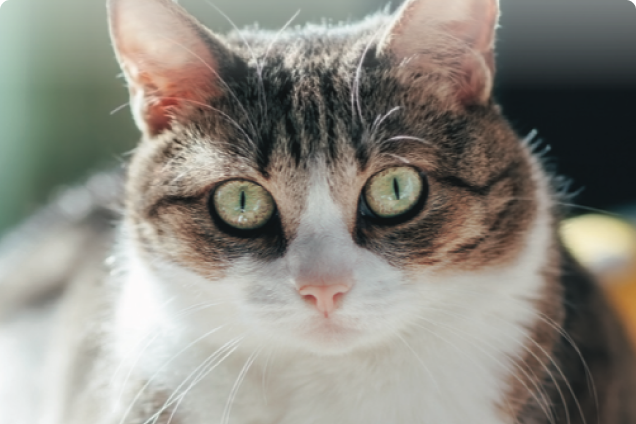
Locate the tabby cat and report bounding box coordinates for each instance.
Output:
[1,0,635,423]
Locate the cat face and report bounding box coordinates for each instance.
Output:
[111,0,550,354]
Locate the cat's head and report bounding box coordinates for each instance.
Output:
[109,0,554,355]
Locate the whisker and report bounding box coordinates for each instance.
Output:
[352,28,383,125]
[523,334,583,424]
[441,192,622,219]
[204,1,258,66]
[392,331,440,392]
[110,102,130,115]
[556,203,621,217]
[112,300,227,391]
[522,129,539,146]
[204,0,266,119]
[263,9,301,64]
[369,106,402,142]
[411,312,556,424]
[533,312,598,424]
[259,9,301,117]
[148,335,245,424]
[261,345,275,406]
[387,153,412,164]
[415,299,592,424]
[221,346,263,424]
[383,135,433,146]
[157,96,256,149]
[117,324,230,424]
[155,34,259,141]
[112,295,181,404]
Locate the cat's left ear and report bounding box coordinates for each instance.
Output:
[378,0,499,106]
[108,0,235,136]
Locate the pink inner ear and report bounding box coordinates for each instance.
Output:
[454,53,493,106]
[130,65,221,135]
[379,0,499,106]
[109,0,225,136]
[131,73,182,136]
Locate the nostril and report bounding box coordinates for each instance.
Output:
[302,293,318,307]
[298,284,351,317]
[333,291,346,304]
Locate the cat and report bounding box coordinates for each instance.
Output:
[1,0,636,423]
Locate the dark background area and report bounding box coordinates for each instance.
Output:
[0,0,634,234]
[494,0,636,212]
[497,86,635,212]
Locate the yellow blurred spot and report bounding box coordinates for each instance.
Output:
[561,214,636,348]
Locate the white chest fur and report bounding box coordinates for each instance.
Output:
[112,166,553,424]
[112,238,548,424]
[177,324,528,424]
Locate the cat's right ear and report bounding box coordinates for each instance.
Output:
[108,0,232,137]
[378,0,500,107]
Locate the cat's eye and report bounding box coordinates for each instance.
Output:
[363,167,425,219]
[213,180,275,230]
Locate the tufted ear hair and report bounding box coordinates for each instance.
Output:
[378,0,500,106]
[108,0,235,136]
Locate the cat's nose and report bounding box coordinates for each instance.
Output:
[298,284,351,317]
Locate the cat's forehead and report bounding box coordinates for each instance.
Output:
[156,59,502,199]
[120,0,537,276]
[151,15,499,185]
[225,15,389,67]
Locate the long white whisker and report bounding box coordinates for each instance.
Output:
[155,34,259,141]
[392,331,440,392]
[148,336,245,424]
[534,312,599,424]
[157,96,255,149]
[261,346,275,406]
[352,28,384,124]
[416,299,590,424]
[110,102,130,115]
[259,9,301,118]
[424,288,597,422]
[221,347,263,424]
[412,312,555,424]
[522,129,540,146]
[204,1,266,120]
[204,1,257,64]
[369,106,401,141]
[524,326,588,424]
[117,324,229,424]
[383,135,433,146]
[485,195,621,218]
[112,301,229,406]
[110,295,176,389]
[409,318,526,421]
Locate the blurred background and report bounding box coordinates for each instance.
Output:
[0,0,635,235]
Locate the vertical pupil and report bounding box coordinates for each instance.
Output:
[393,177,401,200]
[240,190,246,211]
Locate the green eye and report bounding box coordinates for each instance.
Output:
[364,167,424,219]
[213,180,275,230]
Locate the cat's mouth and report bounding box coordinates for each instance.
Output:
[282,309,379,354]
[296,322,362,354]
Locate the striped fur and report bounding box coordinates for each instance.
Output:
[1,0,635,423]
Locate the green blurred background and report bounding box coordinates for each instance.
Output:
[0,0,635,235]
[0,0,387,233]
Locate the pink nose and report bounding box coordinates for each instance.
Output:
[298,284,351,317]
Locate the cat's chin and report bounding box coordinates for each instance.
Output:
[285,334,367,356]
[297,322,362,355]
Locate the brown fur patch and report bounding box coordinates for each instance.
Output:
[503,248,636,423]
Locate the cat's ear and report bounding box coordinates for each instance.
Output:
[108,0,232,136]
[378,0,499,106]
